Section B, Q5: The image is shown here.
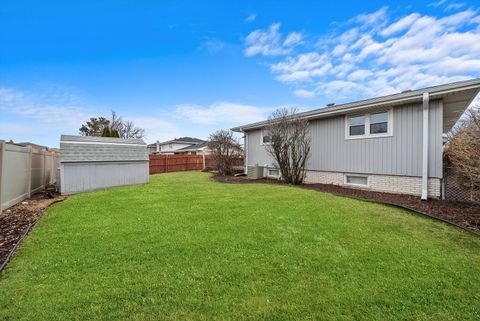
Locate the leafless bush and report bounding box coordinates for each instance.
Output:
[208,130,243,176]
[445,107,480,202]
[266,108,311,185]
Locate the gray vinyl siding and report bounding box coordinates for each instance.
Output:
[60,161,149,194]
[246,100,443,178]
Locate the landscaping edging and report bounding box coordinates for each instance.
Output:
[0,196,67,272]
[212,174,480,236]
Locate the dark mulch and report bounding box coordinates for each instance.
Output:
[0,193,67,269]
[213,174,480,234]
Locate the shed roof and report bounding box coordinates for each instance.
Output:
[61,135,145,145]
[60,135,148,163]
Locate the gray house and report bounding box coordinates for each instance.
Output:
[59,135,149,194]
[232,79,480,199]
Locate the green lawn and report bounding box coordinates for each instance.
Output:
[1,172,479,321]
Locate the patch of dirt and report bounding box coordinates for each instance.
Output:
[0,193,67,269]
[212,174,480,234]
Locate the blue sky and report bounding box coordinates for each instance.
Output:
[1,0,480,147]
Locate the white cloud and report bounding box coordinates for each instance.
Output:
[283,32,304,46]
[200,38,226,54]
[428,0,447,8]
[245,13,256,23]
[244,23,304,57]
[293,89,315,98]
[175,102,268,125]
[132,117,181,142]
[381,13,420,36]
[353,6,388,27]
[347,69,374,81]
[0,86,91,126]
[445,3,465,11]
[244,7,480,100]
[271,52,332,82]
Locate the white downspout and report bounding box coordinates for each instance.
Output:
[421,92,429,200]
[244,131,248,174]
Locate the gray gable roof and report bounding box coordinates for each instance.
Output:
[175,142,209,151]
[60,135,148,163]
[232,78,480,132]
[158,137,205,145]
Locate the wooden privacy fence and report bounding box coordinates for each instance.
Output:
[0,141,59,211]
[149,154,244,174]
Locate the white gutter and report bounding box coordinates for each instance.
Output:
[421,92,430,200]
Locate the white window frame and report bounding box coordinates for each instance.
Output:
[345,108,393,140]
[344,174,369,187]
[260,129,272,145]
[267,168,280,177]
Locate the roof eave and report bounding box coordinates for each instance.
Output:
[232,78,480,132]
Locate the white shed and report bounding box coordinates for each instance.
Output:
[59,135,149,194]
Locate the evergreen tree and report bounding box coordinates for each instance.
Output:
[101,126,111,137]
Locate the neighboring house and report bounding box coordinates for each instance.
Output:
[147,137,206,154]
[174,142,211,155]
[59,135,149,194]
[232,79,480,200]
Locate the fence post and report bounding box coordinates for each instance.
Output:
[42,149,46,189]
[0,141,4,211]
[202,154,206,170]
[165,155,168,173]
[27,146,32,197]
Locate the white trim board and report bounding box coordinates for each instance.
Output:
[60,141,146,147]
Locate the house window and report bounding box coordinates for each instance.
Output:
[268,168,280,177]
[346,109,392,139]
[349,115,365,136]
[345,174,368,186]
[370,111,389,134]
[261,130,272,145]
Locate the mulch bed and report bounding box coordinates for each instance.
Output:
[213,174,480,234]
[0,193,67,271]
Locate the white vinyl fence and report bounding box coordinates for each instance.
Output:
[0,141,59,211]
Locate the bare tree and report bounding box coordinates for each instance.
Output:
[266,108,311,185]
[208,130,243,176]
[445,107,480,201]
[121,120,145,139]
[80,111,145,139]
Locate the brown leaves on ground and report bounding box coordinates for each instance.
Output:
[0,194,67,266]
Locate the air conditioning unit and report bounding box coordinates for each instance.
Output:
[247,165,264,179]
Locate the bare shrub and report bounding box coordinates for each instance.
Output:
[266,108,311,185]
[208,130,243,176]
[445,107,480,202]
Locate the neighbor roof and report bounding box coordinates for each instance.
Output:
[156,137,205,145]
[231,78,480,132]
[175,142,209,152]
